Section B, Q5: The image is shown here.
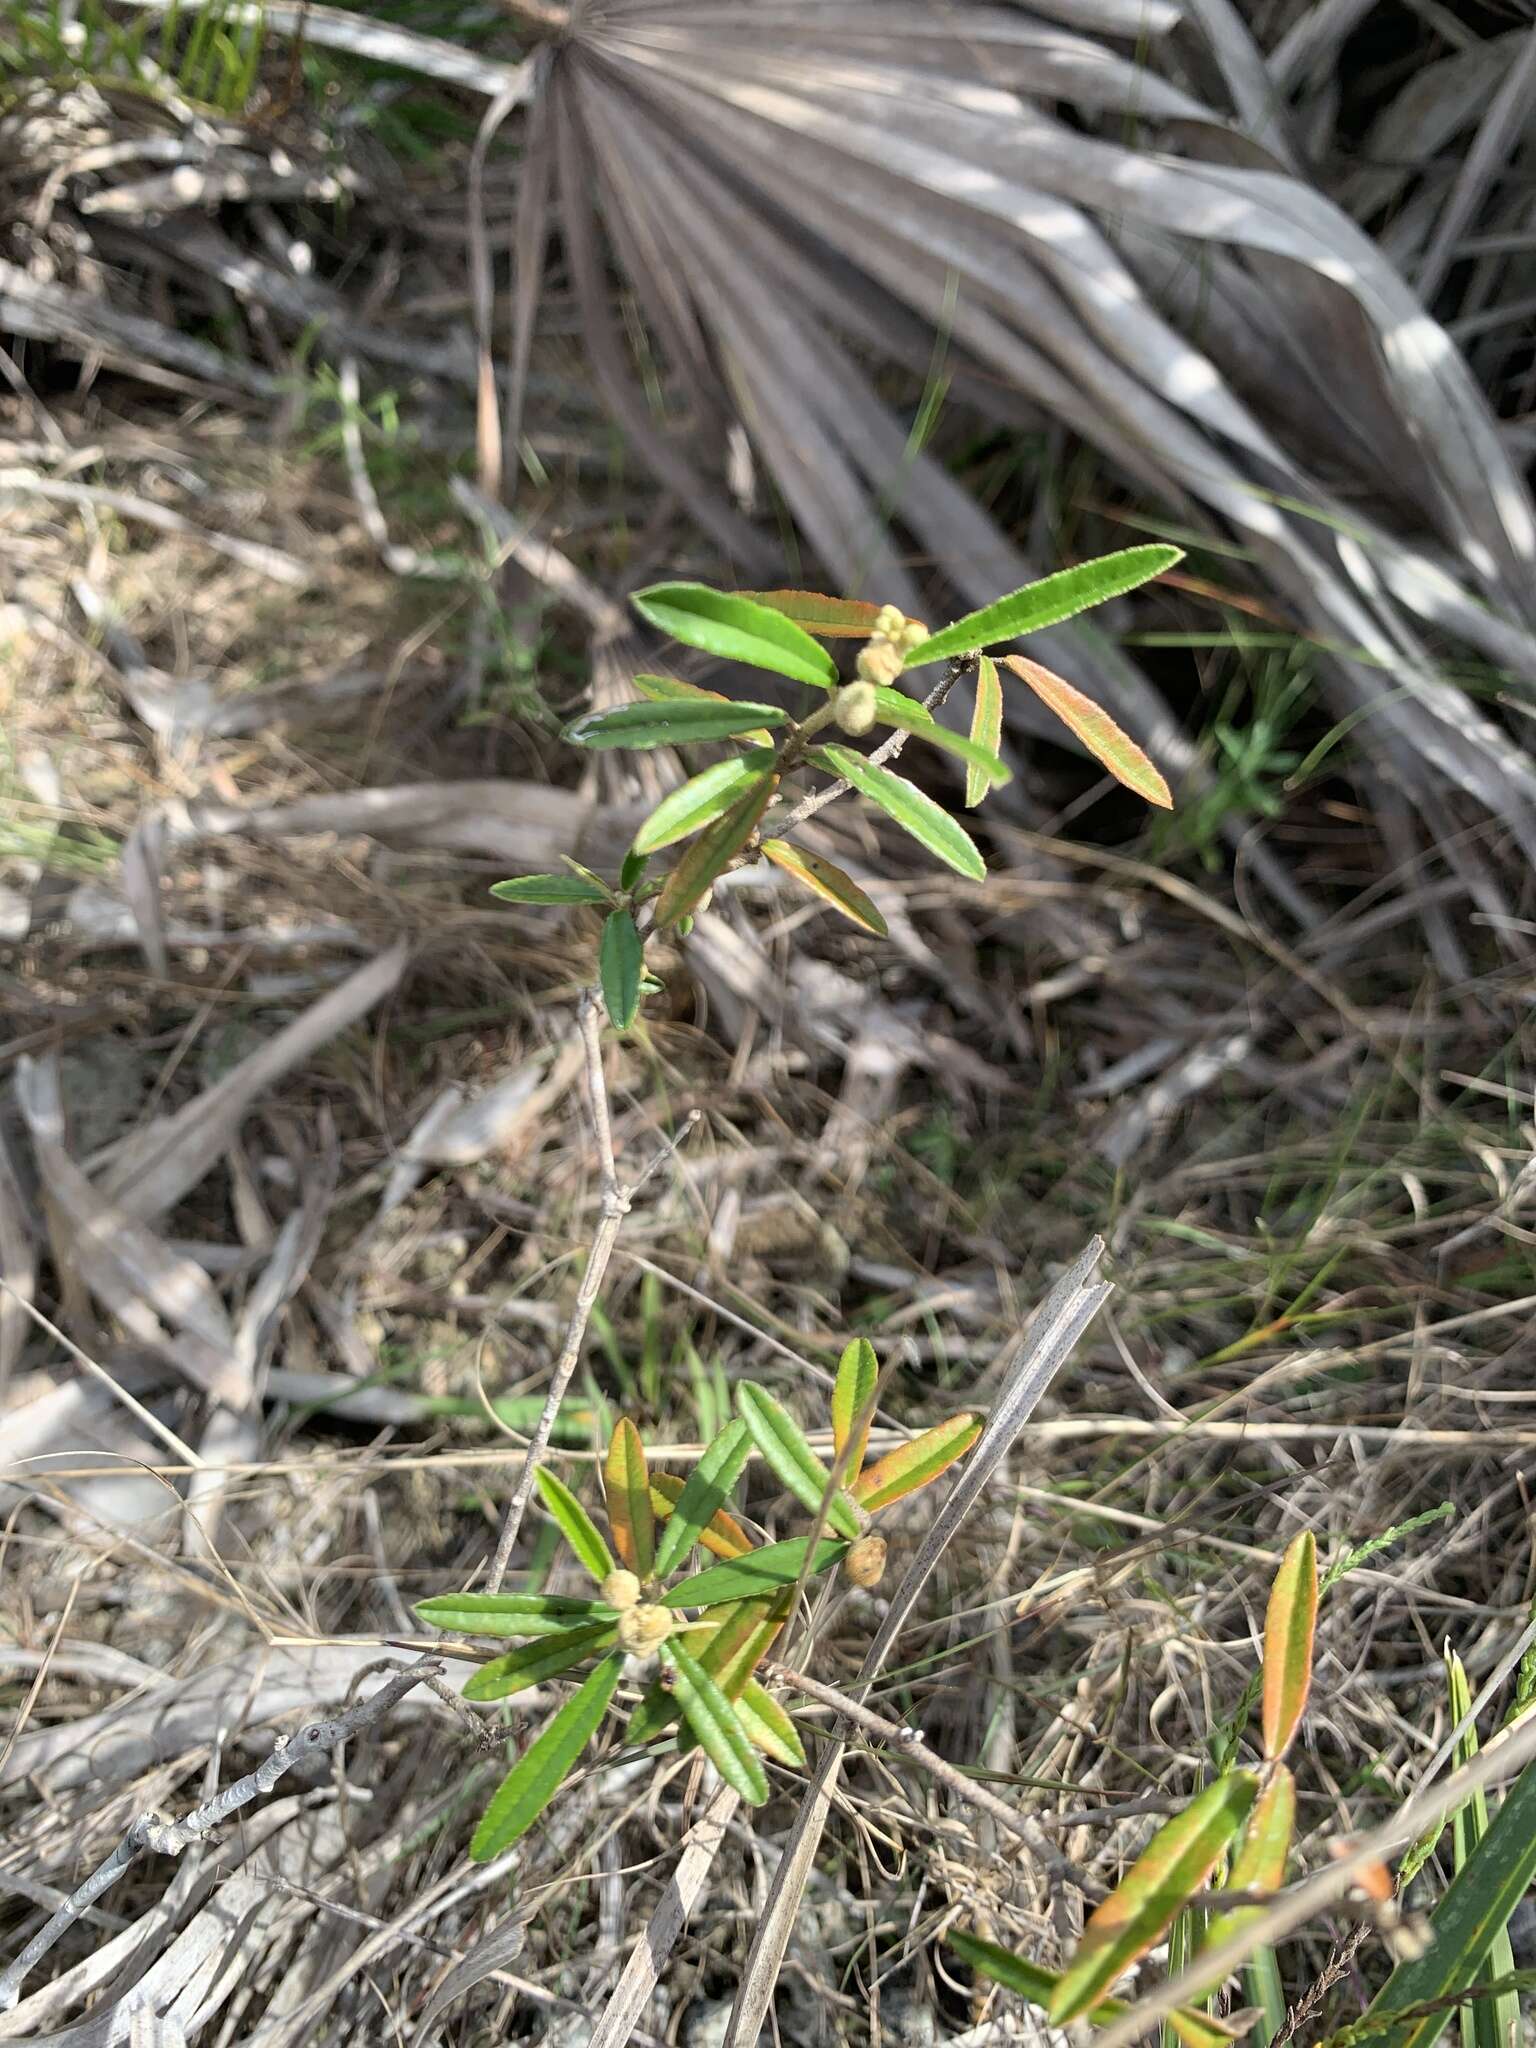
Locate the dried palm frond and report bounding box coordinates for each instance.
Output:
[483,0,1536,870]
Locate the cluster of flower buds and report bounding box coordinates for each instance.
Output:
[835,607,929,735]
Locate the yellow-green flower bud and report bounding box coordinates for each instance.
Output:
[617,1602,674,1656]
[835,680,879,736]
[855,639,904,688]
[601,1570,641,1611]
[900,619,929,653]
[873,604,905,638]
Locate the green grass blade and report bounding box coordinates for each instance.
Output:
[1358,1758,1536,2048]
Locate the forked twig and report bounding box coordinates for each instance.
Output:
[0,1659,441,2012]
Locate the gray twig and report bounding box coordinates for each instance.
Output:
[769,656,975,839]
[762,1659,1100,1897]
[0,1659,440,2012]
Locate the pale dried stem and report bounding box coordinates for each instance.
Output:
[484,997,695,1593]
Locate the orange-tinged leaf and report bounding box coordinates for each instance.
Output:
[831,1337,879,1483]
[655,775,776,929]
[701,1594,788,1697]
[1262,1530,1318,1762]
[602,1418,654,1579]
[947,1931,1240,2046]
[761,840,888,938]
[1202,1764,1295,1956]
[736,589,888,639]
[965,654,1003,810]
[649,1472,752,1559]
[1000,654,1173,808]
[1047,1772,1259,2025]
[850,1414,981,1513]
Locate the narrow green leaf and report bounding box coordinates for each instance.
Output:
[737,1382,861,1539]
[1262,1530,1318,1762]
[734,1677,805,1766]
[1202,1764,1295,1957]
[966,655,1003,809]
[661,1639,770,1804]
[598,910,644,1031]
[1358,1757,1536,2048]
[619,847,648,892]
[1446,1650,1520,2048]
[652,1419,755,1578]
[734,589,886,639]
[831,1337,879,1484]
[490,874,610,905]
[602,1419,654,1579]
[869,689,1010,788]
[533,1466,615,1585]
[463,1621,618,1701]
[631,582,838,689]
[650,1470,752,1560]
[414,1591,610,1639]
[760,840,887,937]
[663,1535,852,1609]
[1048,1772,1259,2024]
[632,750,777,856]
[631,672,776,745]
[469,1652,623,1859]
[1001,655,1172,809]
[851,1414,981,1513]
[903,545,1184,667]
[812,746,985,881]
[564,699,788,749]
[946,1932,1237,2047]
[654,774,776,929]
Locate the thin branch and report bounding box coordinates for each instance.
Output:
[768,656,975,839]
[484,1002,696,1594]
[0,1659,441,2013]
[486,994,620,1593]
[763,1660,1098,1897]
